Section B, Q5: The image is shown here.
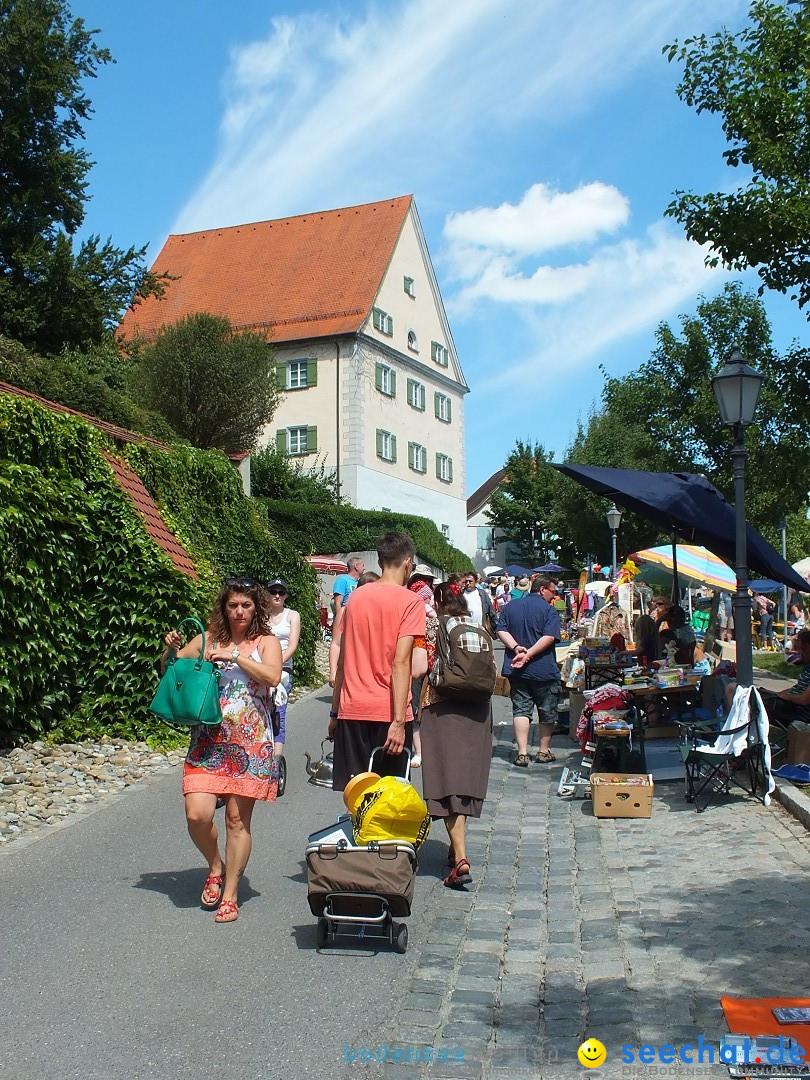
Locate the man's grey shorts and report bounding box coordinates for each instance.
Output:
[509,677,560,725]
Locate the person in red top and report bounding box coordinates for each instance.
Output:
[329,532,427,791]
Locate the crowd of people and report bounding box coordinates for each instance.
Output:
[159,543,810,922]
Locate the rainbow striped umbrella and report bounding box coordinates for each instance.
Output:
[632,544,736,591]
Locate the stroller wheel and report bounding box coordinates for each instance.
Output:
[317,917,329,949]
[395,924,408,954]
[276,754,287,797]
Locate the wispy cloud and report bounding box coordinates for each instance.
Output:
[172,0,743,233]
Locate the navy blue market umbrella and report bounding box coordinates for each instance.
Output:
[553,463,809,593]
[505,564,532,577]
[748,579,782,594]
[533,562,568,574]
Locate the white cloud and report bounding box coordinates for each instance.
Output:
[445,183,629,259]
[454,218,730,392]
[172,0,744,233]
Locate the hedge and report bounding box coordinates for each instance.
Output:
[0,394,318,748]
[257,499,473,573]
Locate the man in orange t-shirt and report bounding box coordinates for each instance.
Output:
[330,532,426,791]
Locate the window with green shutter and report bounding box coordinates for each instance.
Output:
[376,364,396,397]
[276,363,287,390]
[372,307,393,335]
[434,392,452,422]
[407,378,425,411]
[306,358,318,387]
[376,429,395,462]
[408,442,426,473]
[306,426,318,453]
[436,453,452,482]
[276,428,287,453]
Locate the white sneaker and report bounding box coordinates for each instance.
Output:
[410,754,422,768]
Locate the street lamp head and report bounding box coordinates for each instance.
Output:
[711,348,764,427]
[605,503,622,532]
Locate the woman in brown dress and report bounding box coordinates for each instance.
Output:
[420,582,494,889]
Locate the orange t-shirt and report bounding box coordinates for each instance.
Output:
[338,581,426,723]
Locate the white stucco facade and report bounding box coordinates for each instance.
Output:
[262,201,470,550]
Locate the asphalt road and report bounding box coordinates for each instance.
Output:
[0,684,463,1080]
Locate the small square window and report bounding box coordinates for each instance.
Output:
[407,379,426,411]
[435,393,452,423]
[431,341,449,367]
[376,429,396,462]
[441,524,450,539]
[287,359,308,389]
[373,307,393,336]
[404,276,415,297]
[288,426,308,455]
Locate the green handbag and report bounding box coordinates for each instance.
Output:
[149,617,223,726]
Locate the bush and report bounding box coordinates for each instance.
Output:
[0,393,319,748]
[251,444,342,504]
[0,334,178,442]
[257,499,472,573]
[0,395,207,746]
[123,443,319,681]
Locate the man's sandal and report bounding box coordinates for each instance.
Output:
[214,899,239,923]
[444,859,472,889]
[513,753,530,768]
[535,750,556,763]
[200,872,224,908]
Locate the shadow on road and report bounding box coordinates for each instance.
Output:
[133,867,261,908]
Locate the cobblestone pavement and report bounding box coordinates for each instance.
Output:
[372,695,810,1080]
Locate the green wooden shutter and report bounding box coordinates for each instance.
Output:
[434,391,440,418]
[390,434,397,463]
[376,429,383,458]
[446,397,452,422]
[306,358,318,387]
[276,429,287,453]
[375,363,383,391]
[306,426,318,453]
[276,362,287,390]
[390,371,397,397]
[435,453,441,479]
[408,441,414,469]
[407,378,414,405]
[447,457,453,483]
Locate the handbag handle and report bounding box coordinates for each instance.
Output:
[169,617,207,665]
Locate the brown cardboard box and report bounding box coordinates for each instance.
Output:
[494,675,511,698]
[787,725,810,766]
[590,773,654,818]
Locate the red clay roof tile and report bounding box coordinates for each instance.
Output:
[119,195,413,343]
[103,452,198,578]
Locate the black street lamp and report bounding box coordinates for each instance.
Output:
[711,349,764,687]
[605,504,622,581]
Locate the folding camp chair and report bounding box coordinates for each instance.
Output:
[677,685,774,813]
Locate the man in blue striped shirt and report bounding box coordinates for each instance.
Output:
[762,628,810,727]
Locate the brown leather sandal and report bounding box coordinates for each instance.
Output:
[444,859,472,889]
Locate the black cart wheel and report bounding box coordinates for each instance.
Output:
[395,924,408,954]
[276,755,287,798]
[317,917,329,948]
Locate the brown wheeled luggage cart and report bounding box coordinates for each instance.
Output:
[305,838,417,952]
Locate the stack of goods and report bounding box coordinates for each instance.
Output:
[654,667,687,689]
[578,638,617,666]
[577,683,634,750]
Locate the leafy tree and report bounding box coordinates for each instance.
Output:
[552,283,810,562]
[485,441,564,563]
[0,0,166,353]
[135,313,280,453]
[665,0,810,313]
[251,444,342,505]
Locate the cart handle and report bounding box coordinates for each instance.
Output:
[368,745,411,782]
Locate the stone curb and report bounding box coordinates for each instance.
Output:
[773,780,810,832]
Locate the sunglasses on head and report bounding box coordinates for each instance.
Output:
[225,577,258,590]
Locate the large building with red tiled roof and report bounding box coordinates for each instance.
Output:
[119,195,470,549]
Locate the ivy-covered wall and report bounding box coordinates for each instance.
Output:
[257,499,473,573]
[0,394,318,747]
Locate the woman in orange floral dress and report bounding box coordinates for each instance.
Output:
[164,579,282,923]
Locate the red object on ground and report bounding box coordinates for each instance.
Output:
[721,996,810,1063]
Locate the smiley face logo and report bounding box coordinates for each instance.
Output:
[577,1039,607,1068]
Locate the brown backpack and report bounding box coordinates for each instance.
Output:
[430,615,496,703]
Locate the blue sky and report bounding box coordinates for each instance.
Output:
[75,0,807,493]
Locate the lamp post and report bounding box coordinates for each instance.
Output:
[711,349,764,687]
[606,504,622,581]
[779,518,788,650]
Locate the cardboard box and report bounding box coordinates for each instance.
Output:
[590,773,654,818]
[787,725,810,766]
[494,674,511,698]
